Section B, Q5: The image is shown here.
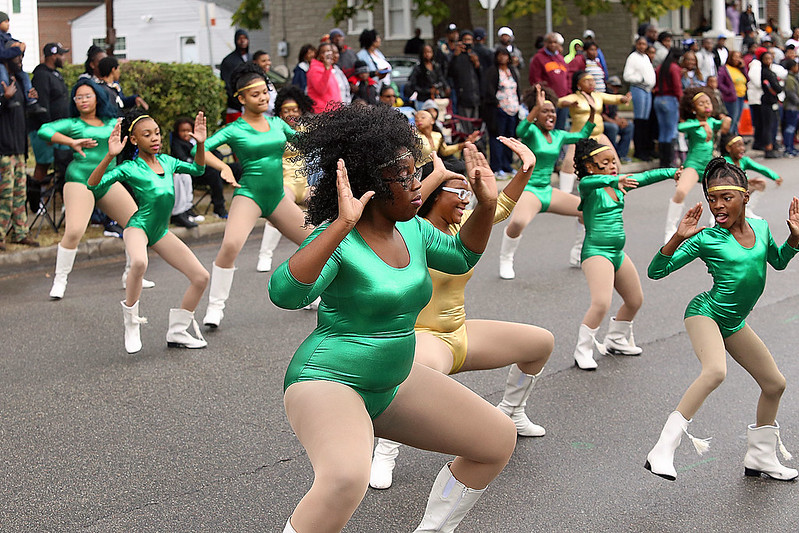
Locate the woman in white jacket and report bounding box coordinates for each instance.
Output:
[623,36,657,161]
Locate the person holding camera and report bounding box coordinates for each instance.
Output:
[406,44,450,107]
[448,30,482,118]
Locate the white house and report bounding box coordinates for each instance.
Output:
[1,0,40,73]
[70,0,239,68]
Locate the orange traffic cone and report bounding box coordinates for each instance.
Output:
[739,104,753,136]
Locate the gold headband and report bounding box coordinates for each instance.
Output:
[707,185,747,193]
[234,80,267,97]
[725,136,743,148]
[377,150,412,169]
[583,145,610,159]
[692,92,708,102]
[128,115,152,133]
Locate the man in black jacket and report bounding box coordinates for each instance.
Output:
[220,29,250,123]
[448,30,482,119]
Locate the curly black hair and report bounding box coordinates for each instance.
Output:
[119,108,157,162]
[291,104,423,226]
[230,62,271,100]
[574,137,607,179]
[702,156,748,198]
[680,86,714,120]
[522,85,557,112]
[274,85,315,116]
[359,29,378,50]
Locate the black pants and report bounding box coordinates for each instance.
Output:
[760,104,779,148]
[192,167,227,214]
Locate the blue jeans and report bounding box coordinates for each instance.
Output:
[654,95,679,143]
[630,86,652,119]
[556,106,569,131]
[0,65,34,104]
[604,119,634,159]
[783,109,798,151]
[724,97,744,136]
[489,108,519,173]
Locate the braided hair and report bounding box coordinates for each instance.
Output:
[702,156,748,198]
[118,108,155,162]
[574,138,606,179]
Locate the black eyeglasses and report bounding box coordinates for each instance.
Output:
[384,166,422,189]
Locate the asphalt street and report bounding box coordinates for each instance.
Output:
[3,156,799,532]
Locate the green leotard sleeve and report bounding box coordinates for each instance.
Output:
[516,119,535,139]
[197,124,233,155]
[578,174,618,194]
[710,117,722,133]
[632,167,677,187]
[418,216,482,274]
[89,163,128,192]
[677,119,697,133]
[765,228,799,270]
[171,157,206,177]
[268,223,341,310]
[647,233,703,279]
[37,118,78,143]
[279,117,296,138]
[562,121,596,144]
[740,156,781,181]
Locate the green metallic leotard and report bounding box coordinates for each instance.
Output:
[648,218,798,337]
[724,155,781,182]
[199,116,295,217]
[91,155,205,245]
[37,117,117,200]
[679,117,722,176]
[268,216,481,419]
[516,120,595,211]
[578,168,676,270]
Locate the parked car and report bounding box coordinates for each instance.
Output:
[386,56,420,99]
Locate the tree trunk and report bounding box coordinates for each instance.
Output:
[433,0,473,40]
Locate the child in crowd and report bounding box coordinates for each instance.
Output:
[98,56,148,112]
[0,11,44,112]
[781,58,799,156]
[349,60,378,105]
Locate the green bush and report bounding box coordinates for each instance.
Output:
[61,61,227,150]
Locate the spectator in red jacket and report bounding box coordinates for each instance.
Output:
[307,42,342,113]
[529,32,569,129]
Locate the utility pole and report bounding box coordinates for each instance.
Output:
[105,0,116,55]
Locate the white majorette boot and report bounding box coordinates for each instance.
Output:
[256,223,282,272]
[559,171,577,193]
[283,517,297,533]
[166,308,207,349]
[573,324,604,370]
[369,438,402,489]
[122,250,155,290]
[203,263,236,327]
[603,317,643,356]
[569,220,584,268]
[645,410,711,481]
[743,422,798,481]
[499,229,522,280]
[497,365,546,437]
[664,199,685,244]
[50,244,77,299]
[413,462,486,533]
[120,300,147,354]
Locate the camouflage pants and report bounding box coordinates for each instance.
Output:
[0,154,28,242]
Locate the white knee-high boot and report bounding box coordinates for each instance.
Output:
[573,324,603,370]
[283,517,297,533]
[413,463,486,533]
[499,229,522,280]
[559,171,577,193]
[664,200,685,244]
[603,317,643,355]
[497,364,546,437]
[369,438,402,489]
[50,244,77,299]
[120,300,146,354]
[257,224,282,272]
[122,250,155,290]
[743,422,798,480]
[203,263,236,327]
[569,220,584,268]
[166,308,207,348]
[645,411,711,481]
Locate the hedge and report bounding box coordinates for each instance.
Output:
[61,61,227,151]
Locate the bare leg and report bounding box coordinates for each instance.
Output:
[505,190,542,238]
[374,363,516,489]
[267,194,314,245]
[546,188,582,217]
[214,195,262,269]
[96,182,138,227]
[413,331,455,374]
[60,182,95,250]
[284,381,374,533]
[151,232,210,311]
[612,254,643,322]
[459,319,553,376]
[122,227,149,307]
[671,167,699,204]
[724,325,786,427]
[675,315,727,420]
[579,255,615,329]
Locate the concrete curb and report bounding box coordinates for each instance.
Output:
[0,219,266,274]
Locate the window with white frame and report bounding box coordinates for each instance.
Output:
[93,37,127,59]
[384,0,433,40]
[347,0,374,35]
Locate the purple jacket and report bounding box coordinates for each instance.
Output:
[716,65,738,103]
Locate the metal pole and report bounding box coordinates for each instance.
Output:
[488,6,494,49]
[545,0,553,34]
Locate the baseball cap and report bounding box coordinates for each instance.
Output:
[583,29,595,39]
[43,42,69,57]
[474,27,486,40]
[607,76,622,87]
[498,27,514,38]
[718,34,727,40]
[447,23,458,32]
[329,28,344,38]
